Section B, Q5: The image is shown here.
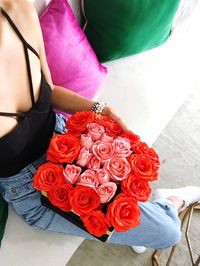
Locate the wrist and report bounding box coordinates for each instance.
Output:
[90,101,107,114]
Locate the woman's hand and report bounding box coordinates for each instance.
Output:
[52,86,130,133]
[102,106,130,132]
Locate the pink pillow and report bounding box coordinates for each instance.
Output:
[39,0,107,104]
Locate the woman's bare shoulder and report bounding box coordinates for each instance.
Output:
[2,0,40,51]
[10,0,38,23]
[2,0,36,14]
[1,0,38,31]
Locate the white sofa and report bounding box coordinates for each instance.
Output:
[1,1,200,266]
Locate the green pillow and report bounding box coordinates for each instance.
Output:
[0,196,8,246]
[81,0,180,62]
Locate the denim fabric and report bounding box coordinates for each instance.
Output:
[0,114,181,249]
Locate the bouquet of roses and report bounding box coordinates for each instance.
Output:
[33,111,160,241]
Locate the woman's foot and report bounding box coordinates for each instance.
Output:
[131,245,147,254]
[153,186,200,212]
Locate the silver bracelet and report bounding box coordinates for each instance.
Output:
[90,102,106,114]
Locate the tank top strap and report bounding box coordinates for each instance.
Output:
[0,7,40,106]
[0,7,39,58]
[0,112,26,122]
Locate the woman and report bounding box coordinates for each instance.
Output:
[0,0,200,250]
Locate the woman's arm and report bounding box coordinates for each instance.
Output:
[52,86,129,131]
[52,86,95,114]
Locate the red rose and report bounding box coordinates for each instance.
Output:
[33,162,65,191]
[128,154,158,181]
[106,122,122,137]
[106,193,140,232]
[66,111,95,135]
[81,210,110,237]
[70,186,100,215]
[47,183,74,212]
[47,134,81,164]
[121,173,152,202]
[94,114,114,127]
[120,131,140,148]
[132,141,160,167]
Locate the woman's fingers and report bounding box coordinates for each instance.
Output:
[102,106,130,132]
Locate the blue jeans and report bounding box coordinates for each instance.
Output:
[0,114,181,249]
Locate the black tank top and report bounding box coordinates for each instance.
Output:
[0,8,56,177]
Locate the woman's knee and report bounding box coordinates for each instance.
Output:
[158,220,181,249]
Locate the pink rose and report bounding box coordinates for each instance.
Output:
[97,182,117,203]
[63,164,81,185]
[87,156,101,170]
[77,169,99,188]
[76,147,92,167]
[87,123,105,141]
[80,134,94,150]
[92,141,114,163]
[95,169,110,184]
[100,133,114,143]
[103,155,131,181]
[113,137,132,157]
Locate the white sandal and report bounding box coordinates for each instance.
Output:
[130,245,147,254]
[153,186,200,212]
